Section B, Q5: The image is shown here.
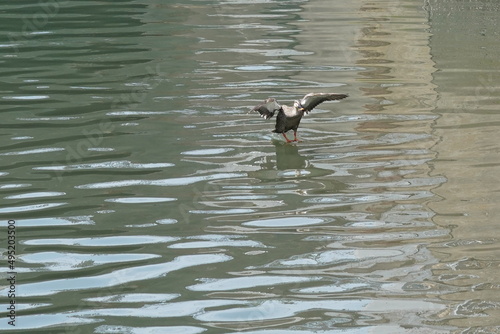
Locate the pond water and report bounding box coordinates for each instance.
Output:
[1,0,500,333]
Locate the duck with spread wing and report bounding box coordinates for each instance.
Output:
[251,93,348,143]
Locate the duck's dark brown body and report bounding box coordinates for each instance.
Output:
[273,107,303,135]
[251,93,348,142]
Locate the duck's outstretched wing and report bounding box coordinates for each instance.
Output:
[300,93,348,113]
[251,98,281,120]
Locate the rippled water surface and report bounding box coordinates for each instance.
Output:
[1,0,500,333]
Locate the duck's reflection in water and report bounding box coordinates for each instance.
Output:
[273,140,308,171]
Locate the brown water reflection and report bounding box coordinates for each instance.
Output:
[427,0,500,330]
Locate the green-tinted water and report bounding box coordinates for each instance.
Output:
[1,0,500,333]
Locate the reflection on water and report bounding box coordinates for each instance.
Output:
[0,0,499,333]
[274,141,308,170]
[426,0,500,331]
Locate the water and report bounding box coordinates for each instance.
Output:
[1,0,499,333]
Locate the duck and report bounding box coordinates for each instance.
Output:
[251,93,348,143]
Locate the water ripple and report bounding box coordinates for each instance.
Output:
[85,293,179,303]
[33,160,174,171]
[243,217,328,228]
[21,252,159,271]
[9,216,94,227]
[24,235,178,247]
[0,202,66,214]
[105,197,176,204]
[75,173,246,189]
[78,298,246,318]
[2,254,232,297]
[0,147,65,156]
[170,234,267,249]
[95,326,206,334]
[188,275,323,292]
[194,299,444,322]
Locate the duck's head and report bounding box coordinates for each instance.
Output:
[294,100,305,111]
